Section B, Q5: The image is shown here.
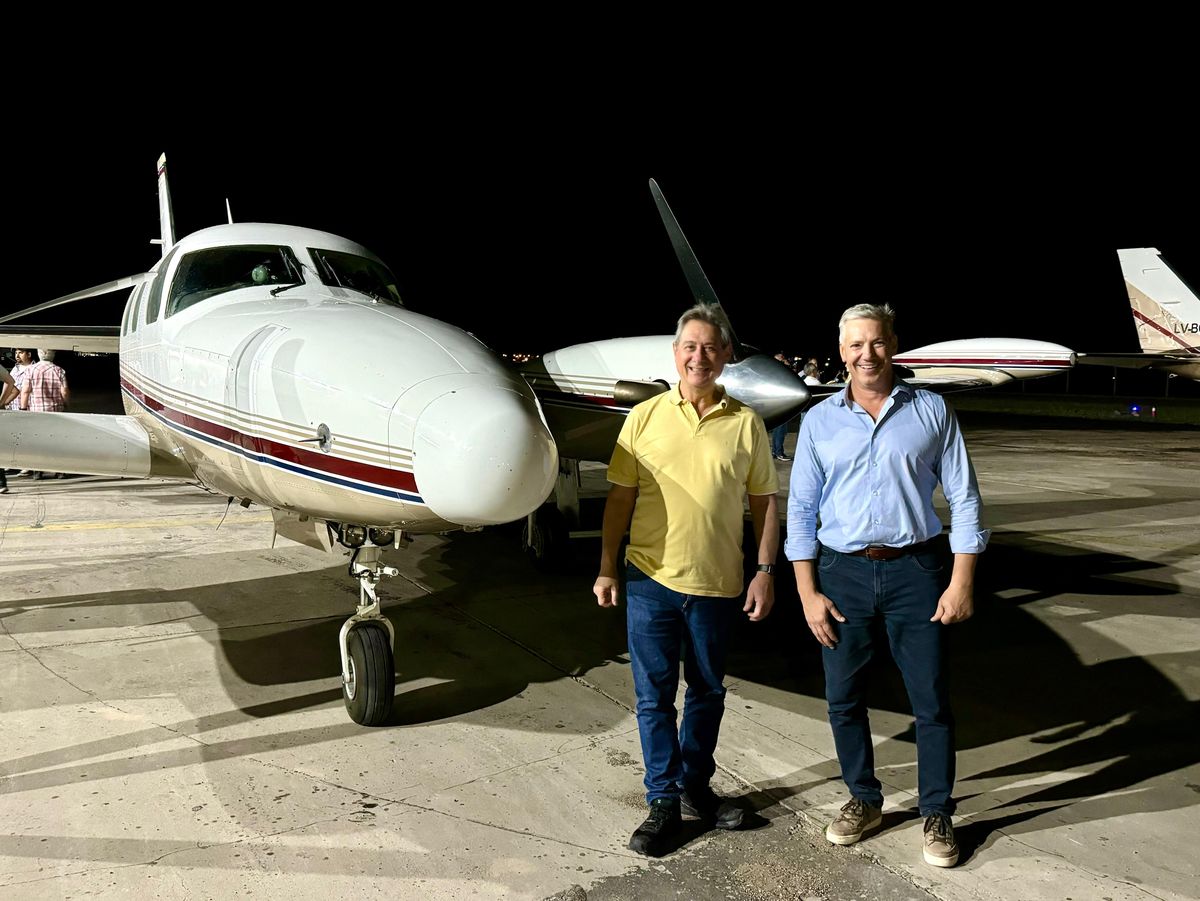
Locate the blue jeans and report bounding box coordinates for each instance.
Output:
[816,545,955,816]
[771,423,787,456]
[625,564,737,802]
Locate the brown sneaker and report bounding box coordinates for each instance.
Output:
[922,814,959,867]
[825,797,882,845]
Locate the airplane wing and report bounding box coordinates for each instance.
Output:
[1077,351,1199,368]
[1076,350,1200,380]
[0,325,120,354]
[0,411,192,479]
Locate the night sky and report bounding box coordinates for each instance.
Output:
[6,126,1197,386]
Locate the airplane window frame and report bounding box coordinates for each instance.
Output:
[144,247,181,327]
[121,284,137,336]
[308,248,403,307]
[166,245,306,318]
[129,283,146,334]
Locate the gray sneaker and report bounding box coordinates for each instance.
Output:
[825,797,882,845]
[922,814,959,867]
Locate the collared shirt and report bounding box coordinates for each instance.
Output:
[785,380,988,560]
[24,360,68,412]
[608,383,779,597]
[5,362,31,410]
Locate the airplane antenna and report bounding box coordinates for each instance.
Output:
[226,198,234,224]
[649,179,746,362]
[216,497,233,530]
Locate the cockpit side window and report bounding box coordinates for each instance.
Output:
[122,283,145,336]
[166,245,305,317]
[308,248,403,306]
[144,246,182,327]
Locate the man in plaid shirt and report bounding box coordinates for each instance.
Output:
[20,349,70,412]
[0,365,15,493]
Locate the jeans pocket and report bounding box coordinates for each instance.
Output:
[910,550,944,574]
[817,549,840,572]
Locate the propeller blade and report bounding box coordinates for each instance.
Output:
[649,179,745,361]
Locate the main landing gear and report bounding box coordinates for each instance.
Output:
[335,526,403,727]
[522,458,578,572]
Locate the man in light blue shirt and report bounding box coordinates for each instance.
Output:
[786,303,988,869]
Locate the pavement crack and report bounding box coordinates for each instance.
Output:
[0,615,134,714]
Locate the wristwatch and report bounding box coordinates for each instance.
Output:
[756,563,775,576]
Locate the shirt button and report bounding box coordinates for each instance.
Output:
[874,519,881,524]
[872,491,879,496]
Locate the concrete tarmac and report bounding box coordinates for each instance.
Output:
[1,415,1196,900]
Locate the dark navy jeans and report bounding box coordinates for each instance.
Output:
[816,545,956,816]
[771,422,787,457]
[625,564,737,803]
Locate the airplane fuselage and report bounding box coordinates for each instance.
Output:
[117,223,558,532]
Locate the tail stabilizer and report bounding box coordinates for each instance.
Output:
[156,152,176,257]
[1117,247,1200,355]
[0,273,147,326]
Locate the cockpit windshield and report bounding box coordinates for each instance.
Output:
[167,245,305,317]
[309,248,403,306]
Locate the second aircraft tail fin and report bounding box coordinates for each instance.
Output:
[1117,247,1200,355]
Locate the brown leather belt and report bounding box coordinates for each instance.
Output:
[845,539,937,561]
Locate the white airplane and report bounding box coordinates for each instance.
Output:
[1078,247,1200,381]
[1,155,561,726]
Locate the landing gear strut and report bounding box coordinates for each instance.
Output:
[338,544,398,726]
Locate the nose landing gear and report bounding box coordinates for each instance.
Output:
[339,544,398,726]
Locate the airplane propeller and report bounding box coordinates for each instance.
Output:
[649,178,747,362]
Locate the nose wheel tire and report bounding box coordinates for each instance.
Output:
[343,621,395,726]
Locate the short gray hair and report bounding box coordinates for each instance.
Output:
[838,303,895,343]
[674,304,733,348]
[37,349,56,362]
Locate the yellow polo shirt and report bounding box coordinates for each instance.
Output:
[608,384,778,597]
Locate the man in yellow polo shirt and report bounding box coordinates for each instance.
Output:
[594,304,779,857]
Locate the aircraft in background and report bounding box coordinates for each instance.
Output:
[1077,247,1200,381]
[1,155,560,726]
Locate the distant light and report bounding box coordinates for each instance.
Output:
[1129,404,1141,416]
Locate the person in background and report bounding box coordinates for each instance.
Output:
[770,353,793,460]
[6,349,34,411]
[0,364,16,493]
[20,349,70,480]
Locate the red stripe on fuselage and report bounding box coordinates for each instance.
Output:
[121,378,417,492]
[893,357,1072,367]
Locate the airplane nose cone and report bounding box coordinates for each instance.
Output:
[414,386,558,526]
[721,356,812,428]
